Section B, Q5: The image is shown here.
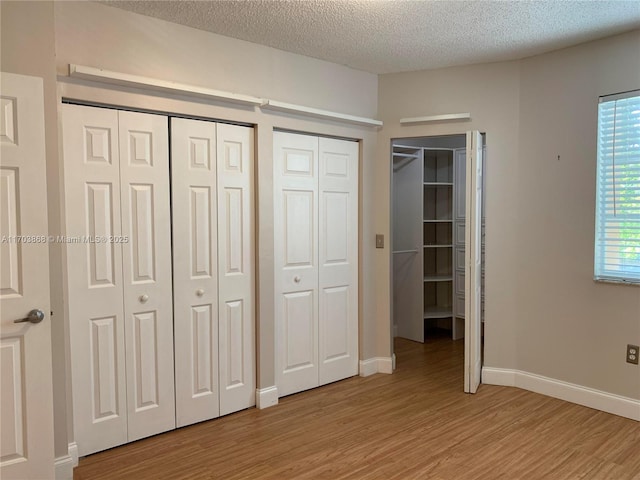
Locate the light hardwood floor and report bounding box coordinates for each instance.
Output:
[73,334,640,479]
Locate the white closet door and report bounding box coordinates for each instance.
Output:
[216,124,256,415]
[318,138,358,384]
[1,73,54,480]
[62,104,127,456]
[171,118,219,427]
[464,131,483,394]
[274,132,319,397]
[118,111,175,440]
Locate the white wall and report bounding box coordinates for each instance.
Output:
[379,30,640,400]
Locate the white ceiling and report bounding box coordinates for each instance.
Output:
[103,0,640,74]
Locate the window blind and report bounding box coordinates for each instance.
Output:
[595,90,640,283]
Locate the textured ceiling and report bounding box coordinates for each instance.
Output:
[103,0,640,74]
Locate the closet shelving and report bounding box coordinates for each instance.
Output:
[422,149,455,325]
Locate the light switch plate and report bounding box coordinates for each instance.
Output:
[376,234,384,249]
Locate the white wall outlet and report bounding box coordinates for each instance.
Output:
[626,344,639,365]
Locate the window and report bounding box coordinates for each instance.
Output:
[594,90,640,284]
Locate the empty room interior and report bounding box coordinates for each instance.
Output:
[1,1,639,479]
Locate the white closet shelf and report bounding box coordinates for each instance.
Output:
[423,219,453,223]
[424,275,453,282]
[262,99,383,127]
[424,182,453,186]
[69,64,264,106]
[424,306,453,319]
[423,244,453,248]
[400,113,471,125]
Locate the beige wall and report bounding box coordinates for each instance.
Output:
[0,0,70,458]
[379,30,640,400]
[516,31,640,399]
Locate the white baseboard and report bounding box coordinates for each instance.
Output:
[54,442,78,480]
[482,367,640,421]
[256,386,278,409]
[359,357,394,376]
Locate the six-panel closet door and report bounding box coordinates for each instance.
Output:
[171,118,255,427]
[63,105,175,456]
[274,131,359,397]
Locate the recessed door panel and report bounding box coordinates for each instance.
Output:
[90,316,119,421]
[191,305,215,398]
[320,286,349,361]
[0,337,25,466]
[284,190,314,267]
[322,191,348,265]
[0,168,21,298]
[86,182,116,287]
[283,291,315,371]
[191,186,213,278]
[129,184,155,283]
[132,311,159,412]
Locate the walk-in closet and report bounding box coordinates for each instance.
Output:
[391,133,485,392]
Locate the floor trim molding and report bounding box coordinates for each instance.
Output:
[359,357,394,377]
[54,442,78,480]
[256,386,278,409]
[482,367,640,421]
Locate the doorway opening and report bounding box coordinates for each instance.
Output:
[391,133,485,392]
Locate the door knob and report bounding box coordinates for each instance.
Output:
[294,276,301,283]
[13,309,45,324]
[196,289,205,297]
[139,294,149,303]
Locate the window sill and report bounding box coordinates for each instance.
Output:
[594,278,640,287]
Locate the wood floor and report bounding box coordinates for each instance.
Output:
[74,334,640,479]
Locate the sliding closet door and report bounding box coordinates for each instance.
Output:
[318,138,359,384]
[63,105,127,456]
[171,118,219,427]
[274,132,320,397]
[118,112,175,440]
[216,124,256,415]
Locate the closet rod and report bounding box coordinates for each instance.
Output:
[392,249,419,255]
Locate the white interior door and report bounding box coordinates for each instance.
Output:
[62,104,128,455]
[392,152,423,342]
[464,131,483,393]
[216,123,255,416]
[318,137,358,384]
[171,118,219,427]
[118,111,175,440]
[274,131,319,397]
[0,72,54,479]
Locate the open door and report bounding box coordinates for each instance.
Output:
[464,131,483,393]
[0,73,54,478]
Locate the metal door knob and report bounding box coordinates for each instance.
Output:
[294,276,301,283]
[196,289,205,297]
[14,309,45,324]
[139,294,149,303]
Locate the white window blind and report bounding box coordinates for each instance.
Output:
[595,90,640,284]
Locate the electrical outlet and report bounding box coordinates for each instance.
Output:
[626,344,639,365]
[375,234,384,249]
